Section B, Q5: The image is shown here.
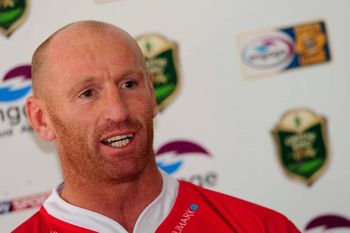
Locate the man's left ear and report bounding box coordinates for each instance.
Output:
[147,72,157,118]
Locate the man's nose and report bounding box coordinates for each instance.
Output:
[103,85,130,122]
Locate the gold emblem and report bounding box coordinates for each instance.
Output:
[294,23,328,65]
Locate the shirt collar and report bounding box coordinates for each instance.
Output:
[43,170,179,233]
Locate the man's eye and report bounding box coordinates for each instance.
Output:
[121,80,137,89]
[79,89,94,98]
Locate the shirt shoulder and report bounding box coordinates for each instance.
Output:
[183,181,284,218]
[11,210,43,233]
[11,207,97,233]
[156,181,300,233]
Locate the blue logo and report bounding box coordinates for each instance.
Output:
[0,65,32,102]
[190,204,199,211]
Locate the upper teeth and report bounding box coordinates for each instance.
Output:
[112,139,130,148]
[106,134,133,143]
[105,134,133,148]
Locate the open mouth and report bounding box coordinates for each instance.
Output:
[101,134,134,148]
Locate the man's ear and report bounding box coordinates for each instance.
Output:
[26,96,55,141]
[147,72,158,118]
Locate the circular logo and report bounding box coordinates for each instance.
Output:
[190,203,199,211]
[242,32,294,70]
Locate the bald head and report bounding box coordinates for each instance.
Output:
[31,20,145,99]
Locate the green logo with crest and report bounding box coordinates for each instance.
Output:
[0,0,28,36]
[272,109,329,185]
[137,34,180,112]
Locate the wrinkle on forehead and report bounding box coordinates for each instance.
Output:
[31,20,146,101]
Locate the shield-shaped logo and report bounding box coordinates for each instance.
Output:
[0,0,28,36]
[272,109,330,185]
[137,34,180,112]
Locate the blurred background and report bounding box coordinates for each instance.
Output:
[1,0,349,232]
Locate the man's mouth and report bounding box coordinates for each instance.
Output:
[101,134,134,148]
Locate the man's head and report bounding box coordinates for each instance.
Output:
[26,21,158,183]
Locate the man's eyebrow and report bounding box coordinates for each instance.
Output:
[119,69,145,78]
[67,77,97,96]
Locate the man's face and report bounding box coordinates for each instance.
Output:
[41,31,157,183]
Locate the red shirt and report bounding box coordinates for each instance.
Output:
[13,181,300,233]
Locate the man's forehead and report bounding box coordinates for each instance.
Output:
[31,21,146,98]
[46,22,130,55]
[40,22,146,75]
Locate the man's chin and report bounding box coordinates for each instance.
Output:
[101,157,147,183]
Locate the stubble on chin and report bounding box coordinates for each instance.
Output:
[46,105,157,184]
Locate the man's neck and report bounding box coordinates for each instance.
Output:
[60,166,163,233]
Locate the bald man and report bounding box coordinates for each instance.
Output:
[13,21,300,233]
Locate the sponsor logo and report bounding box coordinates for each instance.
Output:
[0,0,29,36]
[171,203,198,233]
[156,140,218,187]
[272,109,329,186]
[305,214,350,232]
[156,140,210,174]
[238,21,331,79]
[137,34,181,112]
[0,64,33,139]
[294,23,330,66]
[0,191,50,215]
[0,65,31,102]
[241,32,294,70]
